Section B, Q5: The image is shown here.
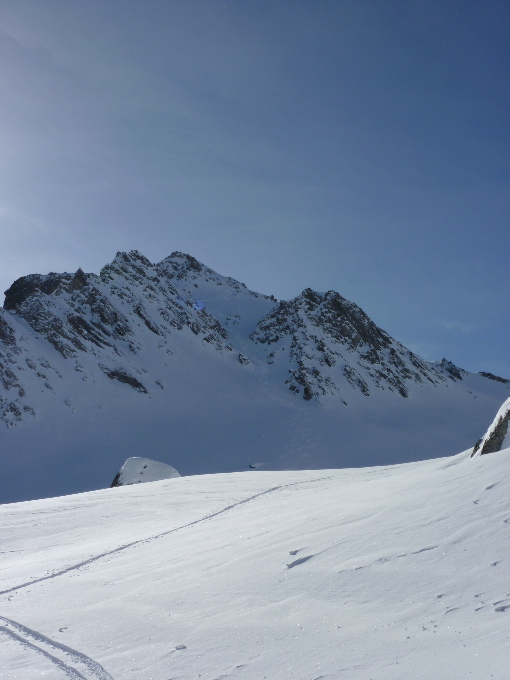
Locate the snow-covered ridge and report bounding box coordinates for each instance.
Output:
[1,250,509,503]
[1,249,502,426]
[250,288,444,401]
[1,250,259,427]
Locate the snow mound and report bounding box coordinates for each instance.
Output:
[110,457,181,486]
[472,396,510,456]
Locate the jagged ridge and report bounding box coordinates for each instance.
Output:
[250,288,444,401]
[1,250,508,430]
[1,249,510,504]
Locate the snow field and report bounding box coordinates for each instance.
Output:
[1,448,509,679]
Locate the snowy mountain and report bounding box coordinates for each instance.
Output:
[250,287,444,401]
[1,445,509,679]
[1,250,509,503]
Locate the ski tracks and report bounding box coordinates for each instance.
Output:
[0,476,330,679]
[0,614,114,679]
[0,476,331,599]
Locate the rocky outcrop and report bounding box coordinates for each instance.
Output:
[98,365,148,393]
[479,372,510,385]
[0,309,33,427]
[438,358,467,381]
[472,397,510,456]
[0,314,18,347]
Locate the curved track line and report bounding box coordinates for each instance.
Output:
[0,485,277,596]
[0,615,114,679]
[0,476,331,598]
[0,626,88,679]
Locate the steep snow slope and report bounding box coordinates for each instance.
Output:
[1,250,509,503]
[1,449,509,679]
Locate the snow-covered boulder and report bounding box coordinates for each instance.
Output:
[110,457,181,487]
[471,396,510,456]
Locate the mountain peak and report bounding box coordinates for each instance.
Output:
[251,287,438,401]
[438,357,467,381]
[1,250,509,502]
[164,251,204,272]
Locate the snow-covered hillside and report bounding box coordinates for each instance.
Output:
[1,448,509,679]
[1,250,509,503]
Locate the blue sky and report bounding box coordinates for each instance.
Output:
[0,0,508,375]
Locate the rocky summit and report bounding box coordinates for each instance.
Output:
[1,251,509,503]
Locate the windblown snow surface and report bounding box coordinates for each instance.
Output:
[1,447,509,679]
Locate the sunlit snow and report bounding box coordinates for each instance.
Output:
[1,447,509,679]
[110,457,181,487]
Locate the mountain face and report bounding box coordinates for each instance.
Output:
[250,288,445,402]
[1,250,509,503]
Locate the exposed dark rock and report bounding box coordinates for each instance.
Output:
[133,303,161,335]
[169,252,203,275]
[0,360,24,396]
[110,471,121,487]
[4,275,43,310]
[71,268,87,290]
[0,315,17,347]
[0,399,22,427]
[471,396,510,457]
[100,251,153,285]
[472,408,510,456]
[439,358,466,381]
[67,314,112,348]
[479,372,510,384]
[98,365,148,393]
[472,438,482,455]
[87,288,132,339]
[343,365,371,396]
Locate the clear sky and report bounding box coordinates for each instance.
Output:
[0,1,508,376]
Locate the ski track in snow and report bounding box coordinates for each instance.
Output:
[0,477,331,598]
[0,615,114,679]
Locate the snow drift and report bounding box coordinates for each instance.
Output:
[110,457,181,486]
